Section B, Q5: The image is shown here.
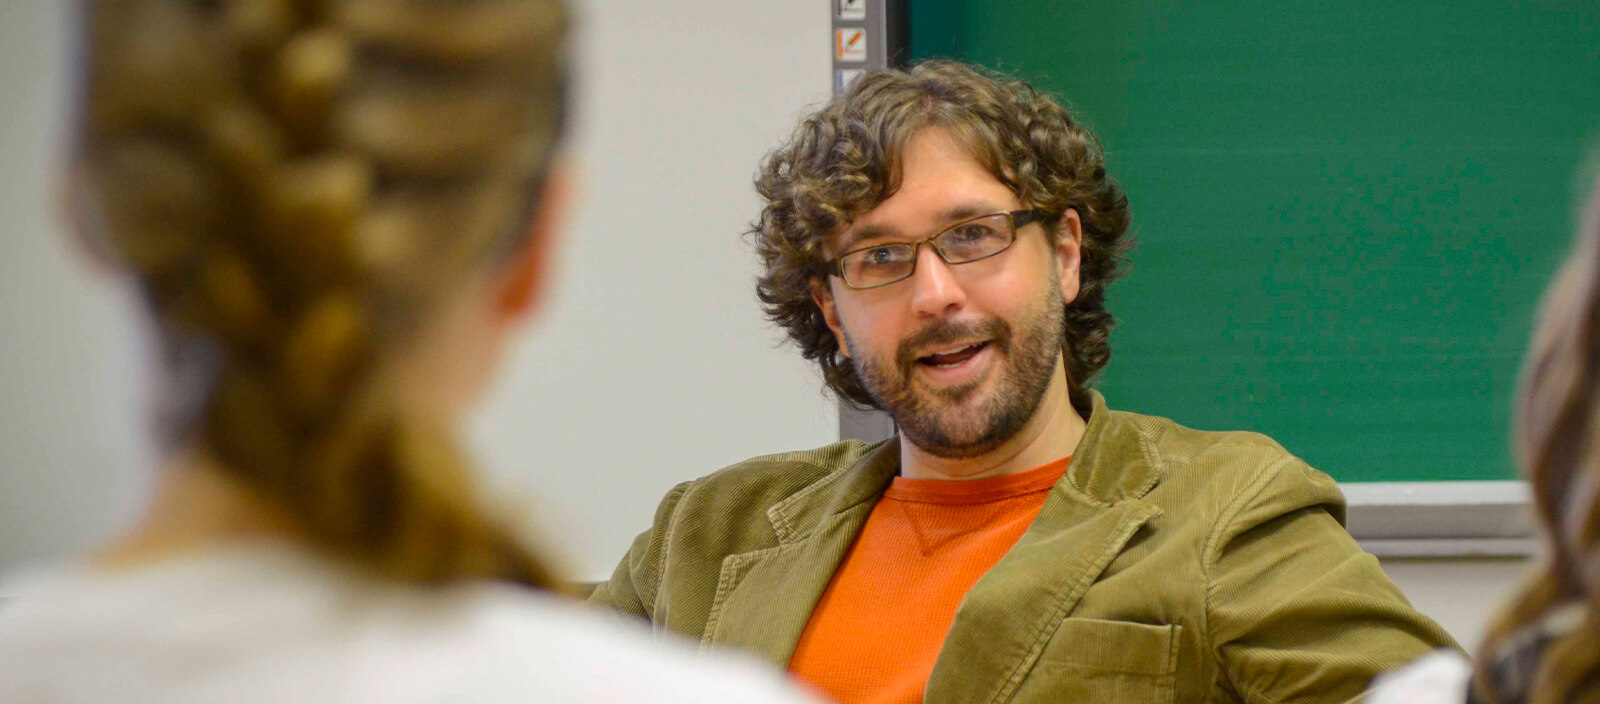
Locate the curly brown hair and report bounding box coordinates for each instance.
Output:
[751,60,1132,414]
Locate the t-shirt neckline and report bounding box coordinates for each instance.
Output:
[884,456,1071,505]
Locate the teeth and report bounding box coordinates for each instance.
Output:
[928,343,981,357]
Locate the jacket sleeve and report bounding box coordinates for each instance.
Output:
[587,481,693,621]
[1204,457,1460,704]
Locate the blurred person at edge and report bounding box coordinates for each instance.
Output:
[1371,165,1600,704]
[0,1,820,702]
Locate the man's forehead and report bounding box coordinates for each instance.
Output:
[816,125,1024,249]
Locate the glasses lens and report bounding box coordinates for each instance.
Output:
[933,214,1014,263]
[842,244,916,287]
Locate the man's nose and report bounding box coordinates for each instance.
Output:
[908,244,967,318]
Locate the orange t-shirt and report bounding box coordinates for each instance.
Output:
[787,457,1071,704]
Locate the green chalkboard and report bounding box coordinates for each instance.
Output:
[910,2,1600,482]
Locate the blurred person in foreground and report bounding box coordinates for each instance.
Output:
[0,1,817,702]
[1371,167,1600,704]
[590,60,1456,703]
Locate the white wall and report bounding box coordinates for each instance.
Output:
[1380,557,1530,650]
[0,1,159,578]
[0,0,1530,652]
[470,1,839,579]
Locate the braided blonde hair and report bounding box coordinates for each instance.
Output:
[77,0,569,588]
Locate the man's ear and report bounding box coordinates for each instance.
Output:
[495,159,576,321]
[1055,208,1084,305]
[809,276,849,359]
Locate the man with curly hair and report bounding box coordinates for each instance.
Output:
[592,61,1455,703]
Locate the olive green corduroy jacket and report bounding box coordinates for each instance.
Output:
[591,393,1458,703]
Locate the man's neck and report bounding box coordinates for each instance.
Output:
[897,367,1088,482]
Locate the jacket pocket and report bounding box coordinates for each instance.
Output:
[1013,618,1180,703]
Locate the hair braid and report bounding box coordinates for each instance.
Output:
[78,0,570,588]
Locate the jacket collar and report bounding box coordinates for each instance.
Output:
[766,436,899,545]
[703,390,1168,680]
[765,390,1165,542]
[1060,390,1165,506]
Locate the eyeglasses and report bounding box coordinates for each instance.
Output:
[825,210,1044,289]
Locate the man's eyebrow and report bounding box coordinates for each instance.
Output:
[835,203,1006,253]
[935,203,1000,223]
[836,222,901,253]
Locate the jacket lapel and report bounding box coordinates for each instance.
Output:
[924,493,1162,703]
[698,439,899,667]
[925,392,1167,704]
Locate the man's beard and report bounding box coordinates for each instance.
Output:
[844,276,1066,459]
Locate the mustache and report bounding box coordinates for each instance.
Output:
[895,317,1011,373]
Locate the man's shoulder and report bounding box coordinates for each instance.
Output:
[1098,405,1342,519]
[678,440,881,509]
[711,440,880,480]
[646,440,886,543]
[1095,404,1329,492]
[1111,407,1296,466]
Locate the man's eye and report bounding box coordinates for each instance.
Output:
[950,224,996,242]
[863,247,899,265]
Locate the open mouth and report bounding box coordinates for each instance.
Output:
[917,341,990,369]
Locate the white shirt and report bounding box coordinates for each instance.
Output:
[0,542,822,704]
[1366,650,1472,704]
